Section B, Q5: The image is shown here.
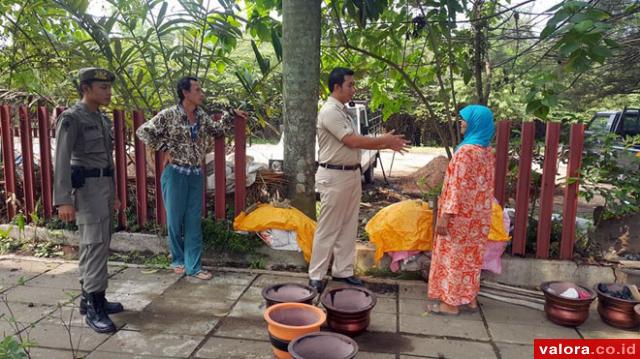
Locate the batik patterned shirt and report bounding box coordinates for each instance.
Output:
[136,104,232,168]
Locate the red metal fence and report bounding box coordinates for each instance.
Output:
[0,105,246,228]
[494,120,586,260]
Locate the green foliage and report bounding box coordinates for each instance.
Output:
[0,336,29,359]
[201,217,263,255]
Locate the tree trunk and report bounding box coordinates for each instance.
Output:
[282,0,321,219]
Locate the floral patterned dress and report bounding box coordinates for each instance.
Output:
[427,145,495,306]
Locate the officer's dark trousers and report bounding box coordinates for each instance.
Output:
[79,216,112,293]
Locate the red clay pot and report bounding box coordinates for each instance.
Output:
[262,283,317,307]
[320,286,377,337]
[541,281,596,327]
[595,283,640,330]
[288,331,358,359]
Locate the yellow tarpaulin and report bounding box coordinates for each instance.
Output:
[365,200,434,263]
[365,200,510,263]
[233,204,316,262]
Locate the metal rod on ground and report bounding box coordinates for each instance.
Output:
[388,151,396,177]
[376,153,389,185]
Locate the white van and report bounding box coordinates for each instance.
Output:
[268,102,381,183]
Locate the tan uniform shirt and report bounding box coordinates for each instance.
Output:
[317,96,360,166]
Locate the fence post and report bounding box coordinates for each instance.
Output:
[234,114,247,217]
[113,110,127,228]
[213,114,226,220]
[18,106,36,220]
[560,123,585,260]
[512,121,535,256]
[494,121,511,207]
[37,107,53,219]
[536,122,561,259]
[1,105,17,219]
[133,111,147,228]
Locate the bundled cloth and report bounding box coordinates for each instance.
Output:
[365,199,511,273]
[233,204,316,262]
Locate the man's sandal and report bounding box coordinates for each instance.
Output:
[172,265,185,275]
[191,270,213,280]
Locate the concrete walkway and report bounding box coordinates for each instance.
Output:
[0,256,636,359]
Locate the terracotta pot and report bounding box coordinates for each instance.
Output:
[541,281,596,327]
[262,283,317,307]
[320,286,377,337]
[264,302,326,359]
[594,283,640,330]
[288,331,358,359]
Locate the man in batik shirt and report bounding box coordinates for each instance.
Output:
[137,76,247,280]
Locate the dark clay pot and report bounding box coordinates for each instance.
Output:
[288,331,358,359]
[541,281,596,327]
[262,283,318,307]
[320,286,377,337]
[594,283,640,330]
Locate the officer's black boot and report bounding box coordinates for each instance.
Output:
[80,281,124,315]
[85,291,117,334]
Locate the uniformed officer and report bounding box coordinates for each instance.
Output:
[308,67,410,293]
[53,67,124,334]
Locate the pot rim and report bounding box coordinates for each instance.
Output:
[594,283,640,304]
[261,283,318,303]
[540,281,596,301]
[288,331,359,359]
[263,302,327,330]
[320,286,377,313]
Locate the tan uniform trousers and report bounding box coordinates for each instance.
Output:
[78,216,112,293]
[308,166,362,280]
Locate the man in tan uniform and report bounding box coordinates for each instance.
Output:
[308,68,409,292]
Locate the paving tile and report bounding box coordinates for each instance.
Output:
[28,347,89,359]
[95,329,202,357]
[144,294,236,317]
[99,292,155,312]
[400,299,483,322]
[368,312,397,333]
[0,301,59,324]
[23,272,82,290]
[0,260,59,290]
[109,278,175,296]
[213,316,269,341]
[115,310,219,336]
[575,308,639,337]
[26,322,110,351]
[195,337,273,358]
[479,298,551,326]
[400,313,490,340]
[162,280,247,301]
[372,297,396,315]
[87,352,177,359]
[193,271,257,286]
[355,331,496,358]
[2,285,78,306]
[578,329,640,339]
[357,352,397,359]
[496,343,534,359]
[488,322,581,345]
[252,274,308,288]
[398,284,427,300]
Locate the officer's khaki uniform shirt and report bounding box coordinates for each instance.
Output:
[53,102,115,224]
[317,96,361,166]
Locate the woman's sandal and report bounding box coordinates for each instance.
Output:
[425,302,460,316]
[460,304,479,313]
[172,265,185,275]
[191,270,213,280]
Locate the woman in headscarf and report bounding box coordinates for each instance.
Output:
[426,104,496,315]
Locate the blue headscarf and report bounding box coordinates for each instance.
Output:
[455,104,495,152]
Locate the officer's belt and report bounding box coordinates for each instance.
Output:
[83,167,114,177]
[319,163,361,171]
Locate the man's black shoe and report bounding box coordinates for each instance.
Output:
[308,279,324,293]
[85,291,117,334]
[332,276,364,286]
[80,290,124,315]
